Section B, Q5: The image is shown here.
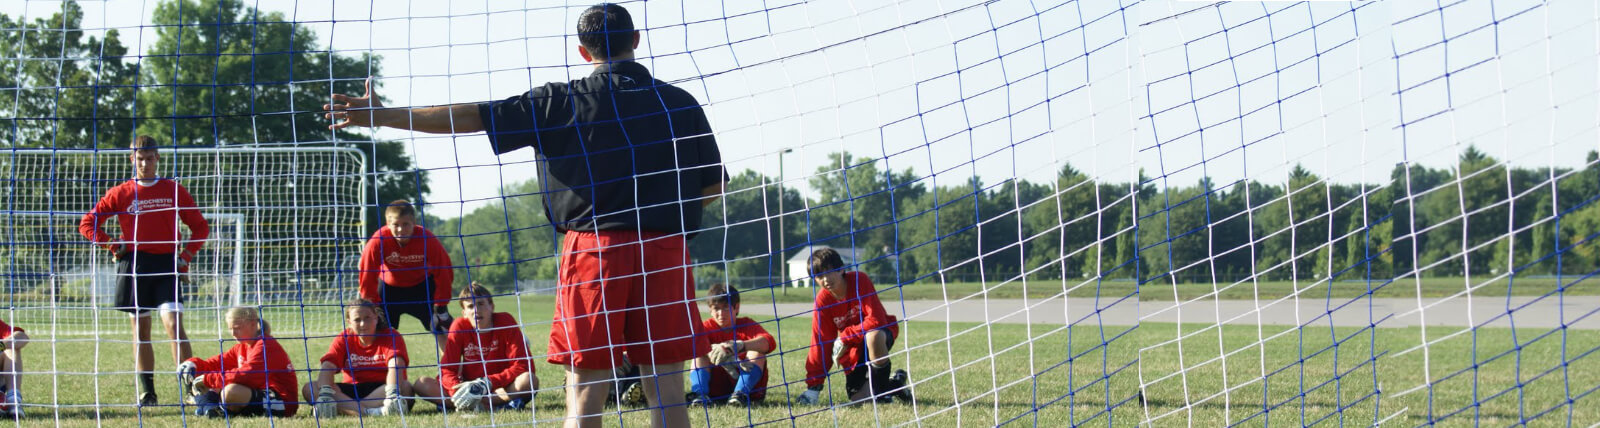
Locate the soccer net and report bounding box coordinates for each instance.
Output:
[1,0,1596,426]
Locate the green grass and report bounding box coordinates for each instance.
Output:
[741,276,1598,304]
[5,293,1597,426]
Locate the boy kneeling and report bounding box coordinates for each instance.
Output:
[178,307,299,418]
[306,299,412,418]
[415,283,537,412]
[686,284,773,406]
[795,248,912,405]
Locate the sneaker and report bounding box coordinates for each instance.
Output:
[496,396,528,411]
[619,381,645,407]
[381,397,408,416]
[192,391,224,418]
[890,370,914,403]
[686,393,715,407]
[137,392,158,408]
[0,390,20,418]
[726,393,751,407]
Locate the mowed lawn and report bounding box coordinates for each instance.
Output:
[6,290,1597,427]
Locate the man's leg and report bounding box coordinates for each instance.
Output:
[640,364,688,428]
[161,308,192,365]
[564,367,611,428]
[131,314,156,402]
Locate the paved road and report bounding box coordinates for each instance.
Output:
[740,295,1600,329]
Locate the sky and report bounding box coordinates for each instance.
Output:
[3,0,1596,219]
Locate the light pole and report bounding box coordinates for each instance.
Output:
[777,148,793,289]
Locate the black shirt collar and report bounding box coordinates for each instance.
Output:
[590,60,651,79]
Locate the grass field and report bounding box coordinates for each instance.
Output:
[743,275,1600,304]
[5,292,1596,427]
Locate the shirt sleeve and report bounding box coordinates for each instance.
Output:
[439,330,465,393]
[426,233,454,306]
[739,321,775,354]
[485,326,532,388]
[390,330,411,366]
[0,319,20,340]
[188,349,227,375]
[175,183,209,258]
[225,342,272,390]
[477,84,570,156]
[358,234,382,303]
[318,334,346,369]
[804,295,838,388]
[79,184,125,248]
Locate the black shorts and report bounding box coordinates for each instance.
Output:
[231,388,290,418]
[113,251,183,314]
[844,327,898,397]
[381,278,450,334]
[337,382,387,400]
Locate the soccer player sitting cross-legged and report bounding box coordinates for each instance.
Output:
[413,283,537,412]
[686,283,773,407]
[305,299,412,418]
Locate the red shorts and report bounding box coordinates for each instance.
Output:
[548,230,708,370]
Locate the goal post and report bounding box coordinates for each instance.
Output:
[0,146,366,335]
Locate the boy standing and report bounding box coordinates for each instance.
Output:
[796,248,912,405]
[79,135,209,406]
[687,284,773,406]
[358,200,454,348]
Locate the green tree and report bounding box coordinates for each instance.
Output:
[1,0,137,148]
[137,0,427,232]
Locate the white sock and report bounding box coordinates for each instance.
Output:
[364,407,384,416]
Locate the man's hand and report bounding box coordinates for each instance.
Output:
[795,387,822,405]
[325,77,384,130]
[314,385,339,418]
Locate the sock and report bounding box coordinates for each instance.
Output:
[733,365,763,396]
[689,367,711,396]
[869,361,892,396]
[138,373,156,396]
[364,407,384,416]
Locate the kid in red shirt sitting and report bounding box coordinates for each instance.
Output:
[306,299,412,417]
[414,283,537,412]
[795,248,912,405]
[687,283,773,407]
[0,319,29,418]
[177,307,299,418]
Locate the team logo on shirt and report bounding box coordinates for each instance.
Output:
[831,306,862,328]
[462,340,500,361]
[386,251,426,265]
[347,353,388,368]
[129,197,174,213]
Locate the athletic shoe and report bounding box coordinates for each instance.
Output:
[619,381,646,408]
[686,393,715,407]
[0,390,20,418]
[890,370,914,404]
[137,392,158,408]
[192,391,224,418]
[726,393,752,407]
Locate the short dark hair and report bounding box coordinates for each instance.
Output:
[385,199,415,219]
[705,283,739,308]
[808,248,845,277]
[130,135,159,152]
[459,282,495,305]
[577,3,635,59]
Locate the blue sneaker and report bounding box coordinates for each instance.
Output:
[192,391,224,418]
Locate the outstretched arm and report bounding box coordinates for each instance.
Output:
[326,78,483,134]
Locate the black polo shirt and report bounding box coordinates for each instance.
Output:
[477,61,726,237]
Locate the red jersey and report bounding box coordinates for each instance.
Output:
[441,313,532,394]
[186,335,300,416]
[319,327,410,384]
[358,225,453,305]
[701,316,773,391]
[804,271,900,388]
[79,179,210,257]
[0,319,22,340]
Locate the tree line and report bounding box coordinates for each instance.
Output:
[434,148,1600,291]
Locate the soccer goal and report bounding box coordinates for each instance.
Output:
[0,147,365,336]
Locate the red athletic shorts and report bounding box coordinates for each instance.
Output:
[548,230,708,370]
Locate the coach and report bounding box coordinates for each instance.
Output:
[325,3,726,427]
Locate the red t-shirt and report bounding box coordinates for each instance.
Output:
[440,313,532,394]
[358,225,453,305]
[804,271,900,388]
[0,319,23,340]
[701,316,773,391]
[186,335,300,416]
[319,327,409,384]
[79,179,210,257]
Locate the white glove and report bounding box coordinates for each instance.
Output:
[381,384,406,416]
[431,306,453,331]
[795,388,821,405]
[314,385,338,418]
[451,378,491,411]
[832,340,847,362]
[176,361,199,396]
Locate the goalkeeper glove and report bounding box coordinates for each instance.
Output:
[314,385,339,418]
[451,378,491,412]
[431,305,453,331]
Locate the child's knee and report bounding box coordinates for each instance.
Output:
[865,329,888,345]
